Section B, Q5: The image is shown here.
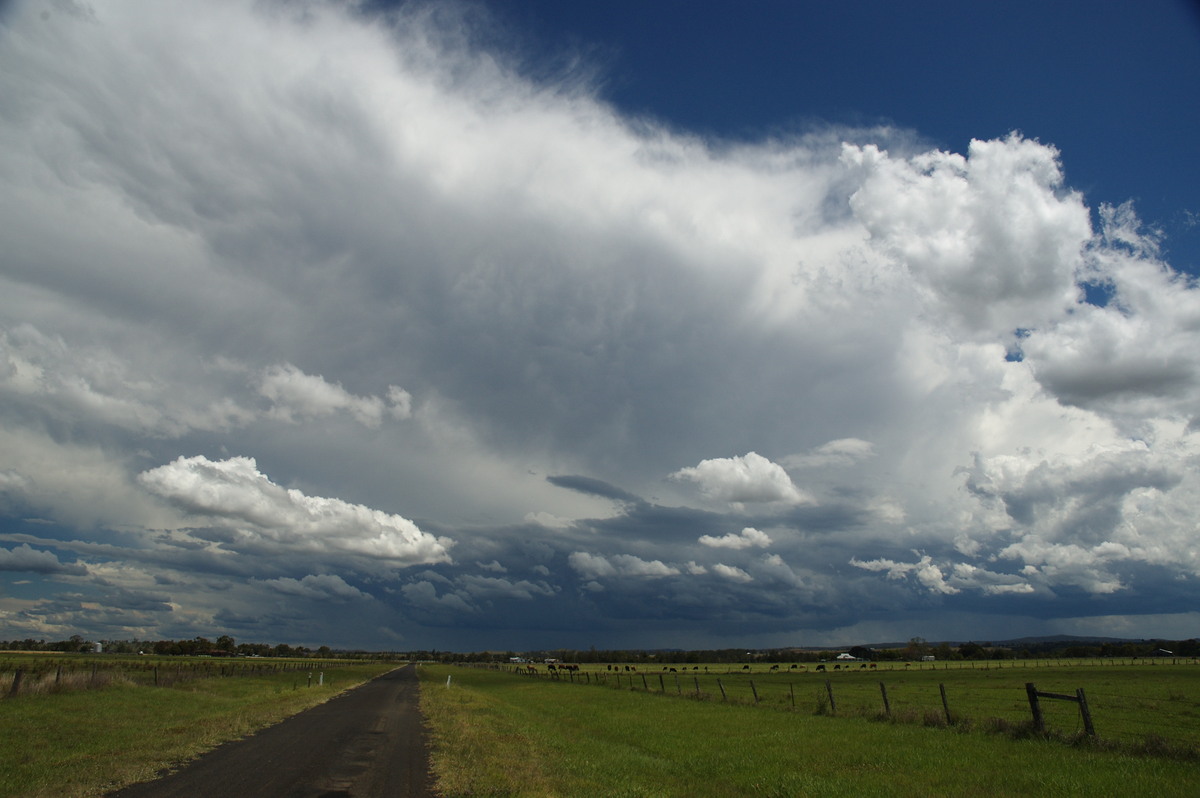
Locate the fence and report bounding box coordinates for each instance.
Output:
[487,660,1200,757]
[1,656,335,698]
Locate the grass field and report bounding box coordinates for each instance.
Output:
[420,662,1200,797]
[0,655,400,798]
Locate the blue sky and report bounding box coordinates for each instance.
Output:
[478,0,1200,273]
[2,0,1200,652]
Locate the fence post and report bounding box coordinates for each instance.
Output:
[1076,688,1095,736]
[694,676,700,697]
[659,673,665,692]
[750,680,759,704]
[879,682,890,716]
[674,673,681,694]
[939,683,952,725]
[642,674,648,691]
[790,682,796,709]
[7,668,23,698]
[1025,683,1044,732]
[717,678,726,701]
[825,680,837,715]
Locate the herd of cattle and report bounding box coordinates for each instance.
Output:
[522,661,881,674]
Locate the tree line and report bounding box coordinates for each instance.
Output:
[0,634,392,660]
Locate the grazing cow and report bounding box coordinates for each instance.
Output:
[833,664,841,671]
[742,665,751,671]
[526,665,537,674]
[860,663,868,669]
[770,665,779,671]
[669,667,677,673]
[815,664,826,672]
[869,663,877,670]
[789,664,798,670]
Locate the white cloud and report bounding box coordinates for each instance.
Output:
[262,573,370,601]
[845,134,1090,336]
[698,527,772,549]
[137,455,453,565]
[568,552,680,579]
[671,453,813,506]
[259,363,410,428]
[711,563,753,583]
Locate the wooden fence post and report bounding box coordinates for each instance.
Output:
[659,673,665,692]
[750,680,759,704]
[939,683,952,724]
[825,680,837,716]
[790,682,796,709]
[879,682,890,716]
[694,676,701,697]
[1076,688,1095,736]
[641,674,648,690]
[1026,683,1044,732]
[7,668,23,698]
[717,678,726,701]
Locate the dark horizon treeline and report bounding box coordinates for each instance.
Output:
[0,634,395,660]
[443,636,1200,665]
[4,635,1197,662]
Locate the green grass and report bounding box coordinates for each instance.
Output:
[0,658,400,798]
[420,664,1200,797]
[508,660,1200,750]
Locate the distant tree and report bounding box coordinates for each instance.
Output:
[958,642,986,660]
[902,637,928,660]
[216,635,236,653]
[848,646,874,660]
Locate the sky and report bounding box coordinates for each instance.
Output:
[1,0,1199,652]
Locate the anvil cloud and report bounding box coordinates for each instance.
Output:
[1,0,1198,650]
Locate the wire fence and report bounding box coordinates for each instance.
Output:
[480,659,1200,758]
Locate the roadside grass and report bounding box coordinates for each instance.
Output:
[420,664,1200,797]
[0,660,399,798]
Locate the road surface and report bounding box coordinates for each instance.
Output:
[108,663,433,798]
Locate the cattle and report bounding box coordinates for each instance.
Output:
[869,663,877,670]
[742,664,751,671]
[815,664,826,672]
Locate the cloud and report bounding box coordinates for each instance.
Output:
[259,363,410,427]
[781,438,875,469]
[0,544,88,576]
[137,455,453,565]
[845,134,1090,336]
[262,573,370,601]
[567,552,680,580]
[711,563,753,583]
[0,0,1197,649]
[671,453,813,506]
[699,527,772,550]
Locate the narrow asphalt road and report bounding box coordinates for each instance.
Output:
[108,663,434,798]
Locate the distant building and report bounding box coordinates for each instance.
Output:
[920,655,935,662]
[92,642,103,653]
